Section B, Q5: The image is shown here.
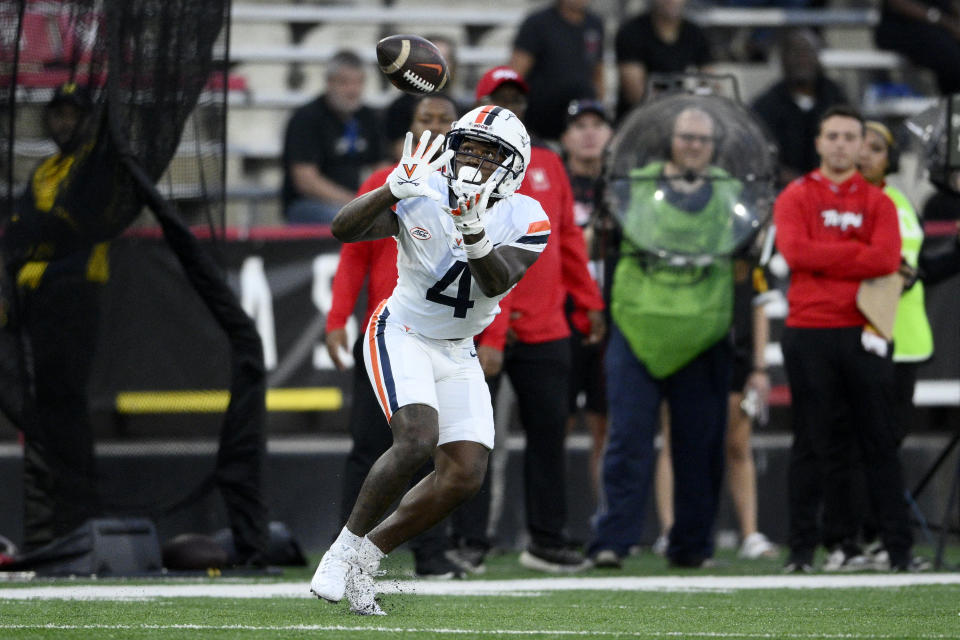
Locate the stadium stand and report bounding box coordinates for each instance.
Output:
[221,1,934,225]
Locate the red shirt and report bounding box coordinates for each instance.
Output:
[478,146,604,349]
[326,167,398,331]
[774,169,901,328]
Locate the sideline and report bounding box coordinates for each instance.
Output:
[0,623,955,639]
[2,573,960,600]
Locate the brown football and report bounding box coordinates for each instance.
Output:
[376,34,449,95]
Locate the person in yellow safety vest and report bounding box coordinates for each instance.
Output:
[853,120,960,567]
[3,83,108,551]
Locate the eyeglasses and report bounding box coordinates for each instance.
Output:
[674,133,715,145]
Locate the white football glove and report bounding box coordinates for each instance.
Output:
[448,167,505,236]
[387,130,453,201]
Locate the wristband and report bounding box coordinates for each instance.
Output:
[752,368,768,375]
[464,235,493,260]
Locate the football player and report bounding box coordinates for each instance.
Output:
[310,106,548,615]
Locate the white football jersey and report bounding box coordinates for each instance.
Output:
[386,173,550,340]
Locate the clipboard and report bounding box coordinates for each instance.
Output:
[856,272,905,341]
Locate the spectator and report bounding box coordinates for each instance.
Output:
[875,0,960,95]
[446,67,606,574]
[711,0,814,62]
[590,106,738,569]
[614,0,713,122]
[281,50,384,224]
[752,29,848,188]
[509,0,605,142]
[559,99,614,497]
[849,120,960,567]
[3,83,105,550]
[652,257,777,560]
[382,35,467,161]
[325,95,463,579]
[774,105,913,573]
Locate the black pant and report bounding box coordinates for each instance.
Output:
[20,270,101,550]
[857,361,918,542]
[452,338,572,548]
[338,336,445,556]
[781,326,912,559]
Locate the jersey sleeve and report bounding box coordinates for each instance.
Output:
[506,201,551,253]
[326,241,371,332]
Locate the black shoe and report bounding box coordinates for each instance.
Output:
[823,544,870,572]
[519,541,589,573]
[591,549,623,569]
[783,549,815,574]
[414,553,465,580]
[444,542,488,575]
[885,549,929,573]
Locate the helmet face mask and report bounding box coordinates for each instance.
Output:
[447,132,512,197]
[443,106,531,201]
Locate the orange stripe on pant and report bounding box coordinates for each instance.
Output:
[367,299,392,422]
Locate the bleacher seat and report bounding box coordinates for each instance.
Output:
[219,1,940,229]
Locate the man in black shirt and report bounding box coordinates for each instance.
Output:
[281,50,384,224]
[751,29,848,188]
[5,84,106,550]
[615,0,713,121]
[510,0,605,142]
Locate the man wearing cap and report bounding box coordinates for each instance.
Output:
[446,66,606,574]
[3,83,106,549]
[559,99,614,498]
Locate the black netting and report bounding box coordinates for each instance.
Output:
[2,0,228,250]
[1,0,267,566]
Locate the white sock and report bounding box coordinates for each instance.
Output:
[335,527,363,551]
[357,536,386,573]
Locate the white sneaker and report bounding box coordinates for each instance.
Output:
[346,565,385,616]
[652,534,668,557]
[823,547,871,572]
[310,542,357,602]
[738,532,778,559]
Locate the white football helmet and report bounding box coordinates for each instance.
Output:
[443,105,531,200]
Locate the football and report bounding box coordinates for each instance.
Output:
[376,34,449,95]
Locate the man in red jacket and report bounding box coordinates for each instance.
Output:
[446,67,606,573]
[325,94,461,579]
[774,105,912,573]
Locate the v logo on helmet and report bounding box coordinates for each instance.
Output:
[402,163,418,178]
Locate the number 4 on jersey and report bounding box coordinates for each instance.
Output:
[426,261,475,318]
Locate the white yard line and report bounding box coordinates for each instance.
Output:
[0,624,956,639]
[2,574,960,600]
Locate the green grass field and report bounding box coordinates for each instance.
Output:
[3,547,960,639]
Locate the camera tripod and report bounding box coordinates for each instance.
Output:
[909,429,960,570]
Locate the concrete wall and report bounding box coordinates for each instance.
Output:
[1,434,957,555]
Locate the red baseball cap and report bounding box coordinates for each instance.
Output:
[474,66,529,102]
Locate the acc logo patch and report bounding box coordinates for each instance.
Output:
[409,226,432,240]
